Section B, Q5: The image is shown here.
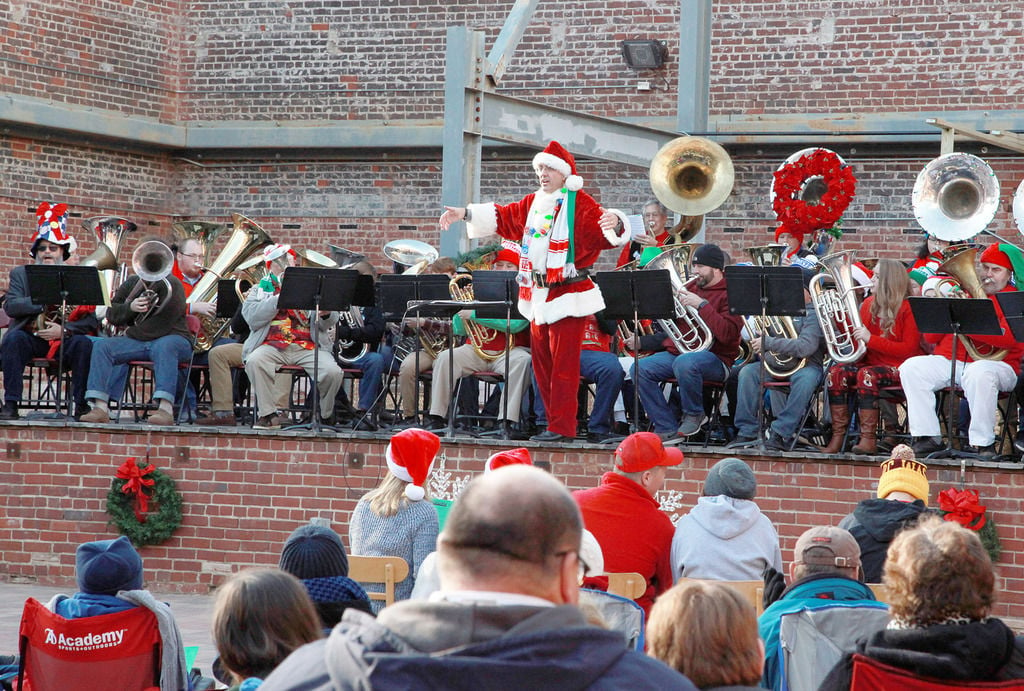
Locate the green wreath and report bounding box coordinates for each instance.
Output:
[106,459,183,547]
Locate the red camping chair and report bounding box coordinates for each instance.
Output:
[17,597,161,691]
[850,653,1024,691]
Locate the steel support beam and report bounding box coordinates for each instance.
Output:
[677,0,712,134]
[485,0,541,86]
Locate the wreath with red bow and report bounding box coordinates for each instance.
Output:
[772,148,857,238]
[106,458,183,547]
[938,487,1000,563]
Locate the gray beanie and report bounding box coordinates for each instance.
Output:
[75,536,144,595]
[279,523,349,579]
[703,457,757,500]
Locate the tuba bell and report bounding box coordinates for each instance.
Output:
[743,245,805,378]
[936,246,1009,362]
[912,152,999,242]
[81,216,137,297]
[384,239,440,275]
[449,273,505,361]
[808,250,868,365]
[649,136,735,218]
[642,244,713,353]
[128,240,175,324]
[171,220,227,266]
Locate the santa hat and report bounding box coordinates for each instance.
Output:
[263,243,296,267]
[484,447,532,474]
[494,248,521,267]
[774,224,805,246]
[533,141,584,192]
[980,244,1024,290]
[30,202,72,258]
[385,428,441,501]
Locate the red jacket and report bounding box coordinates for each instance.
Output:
[923,286,1024,374]
[573,472,675,615]
[860,297,924,368]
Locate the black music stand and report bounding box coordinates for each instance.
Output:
[725,265,806,451]
[908,296,1003,460]
[472,270,523,440]
[277,267,357,434]
[594,269,675,435]
[24,265,107,419]
[996,291,1024,342]
[380,274,452,424]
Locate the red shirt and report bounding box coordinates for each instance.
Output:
[581,315,611,353]
[860,296,924,368]
[573,472,675,615]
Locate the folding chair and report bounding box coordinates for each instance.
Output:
[348,555,410,608]
[849,653,1024,690]
[17,597,161,691]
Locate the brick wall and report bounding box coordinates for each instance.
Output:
[1,424,1022,618]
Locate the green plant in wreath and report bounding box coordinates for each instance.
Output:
[937,487,1000,563]
[106,457,183,547]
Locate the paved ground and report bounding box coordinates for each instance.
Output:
[0,581,220,685]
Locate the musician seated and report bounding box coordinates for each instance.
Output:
[332,260,387,432]
[776,226,816,268]
[899,245,1024,459]
[532,313,624,442]
[1,204,97,421]
[631,244,743,440]
[729,268,825,451]
[79,238,194,426]
[241,244,344,430]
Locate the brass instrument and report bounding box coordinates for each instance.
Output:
[912,152,999,243]
[171,220,227,265]
[616,320,655,358]
[449,274,504,361]
[770,147,854,257]
[936,246,1009,362]
[128,241,175,324]
[808,250,868,364]
[649,136,735,217]
[81,216,137,297]
[743,245,805,377]
[384,238,440,275]
[642,244,713,353]
[185,213,273,352]
[34,228,123,332]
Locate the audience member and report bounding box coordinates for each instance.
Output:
[648,579,766,691]
[278,522,372,628]
[261,465,697,690]
[212,567,323,690]
[348,428,441,611]
[838,444,931,583]
[671,457,782,582]
[759,526,885,691]
[573,431,681,615]
[821,515,1024,689]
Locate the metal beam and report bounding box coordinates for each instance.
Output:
[677,0,712,133]
[485,0,541,86]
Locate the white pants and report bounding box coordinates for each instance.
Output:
[898,354,1016,446]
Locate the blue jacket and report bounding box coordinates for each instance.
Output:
[758,573,884,690]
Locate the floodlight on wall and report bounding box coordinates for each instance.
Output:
[621,40,667,70]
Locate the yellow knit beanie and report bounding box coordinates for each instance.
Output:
[876,444,929,505]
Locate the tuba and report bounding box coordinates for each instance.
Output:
[81,216,137,297]
[771,148,856,257]
[449,273,504,361]
[127,241,175,324]
[808,250,868,364]
[936,246,1009,362]
[649,136,734,217]
[912,152,999,243]
[743,245,805,378]
[384,238,440,275]
[186,213,273,352]
[642,244,713,352]
[171,220,227,266]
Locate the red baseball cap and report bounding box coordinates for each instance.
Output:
[614,432,684,473]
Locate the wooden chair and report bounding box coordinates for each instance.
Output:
[348,555,410,607]
[605,571,646,600]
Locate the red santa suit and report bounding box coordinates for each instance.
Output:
[464,141,629,437]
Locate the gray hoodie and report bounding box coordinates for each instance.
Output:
[670,495,783,582]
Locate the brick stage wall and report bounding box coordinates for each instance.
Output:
[1,424,1022,619]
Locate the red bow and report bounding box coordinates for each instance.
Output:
[938,487,986,531]
[116,458,156,522]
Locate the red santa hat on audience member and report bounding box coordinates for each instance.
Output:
[533,141,584,192]
[484,447,532,474]
[385,428,441,501]
[30,202,73,259]
[263,243,297,267]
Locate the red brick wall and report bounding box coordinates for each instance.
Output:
[1,425,1022,619]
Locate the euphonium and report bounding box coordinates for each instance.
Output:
[743,245,805,378]
[643,245,713,353]
[186,213,273,352]
[449,274,504,361]
[809,250,868,365]
[936,246,1009,362]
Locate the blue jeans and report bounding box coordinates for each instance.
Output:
[348,351,384,411]
[85,334,193,405]
[632,350,727,434]
[734,361,823,440]
[1,329,94,408]
[533,350,624,434]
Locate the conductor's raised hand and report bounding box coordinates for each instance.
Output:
[598,209,621,235]
[440,206,466,231]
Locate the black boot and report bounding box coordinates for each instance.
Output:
[0,402,18,420]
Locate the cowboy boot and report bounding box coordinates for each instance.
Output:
[852,408,879,455]
[820,403,850,454]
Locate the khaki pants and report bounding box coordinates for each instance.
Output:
[245,343,343,418]
[429,344,531,422]
[208,342,289,413]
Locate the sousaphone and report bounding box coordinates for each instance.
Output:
[912,152,999,242]
[649,136,734,239]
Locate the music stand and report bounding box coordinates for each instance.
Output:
[471,270,524,439]
[277,267,357,434]
[594,269,675,435]
[380,274,451,424]
[908,296,1003,460]
[996,292,1024,341]
[24,265,107,419]
[724,265,807,451]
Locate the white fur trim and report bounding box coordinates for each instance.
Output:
[384,442,414,483]
[465,203,498,239]
[530,284,606,325]
[405,484,425,501]
[565,175,583,192]
[532,152,572,177]
[602,209,632,247]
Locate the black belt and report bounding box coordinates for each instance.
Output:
[532,268,591,289]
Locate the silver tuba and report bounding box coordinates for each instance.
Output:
[81,216,137,297]
[912,152,999,242]
[743,245,805,378]
[808,250,868,365]
[642,244,713,353]
[384,238,439,275]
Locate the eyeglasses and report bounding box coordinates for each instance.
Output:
[178,252,202,260]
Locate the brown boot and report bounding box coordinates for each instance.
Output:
[852,408,879,455]
[820,403,850,454]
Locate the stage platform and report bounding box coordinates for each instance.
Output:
[1,418,1022,620]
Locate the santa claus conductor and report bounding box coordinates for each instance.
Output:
[440,141,630,442]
